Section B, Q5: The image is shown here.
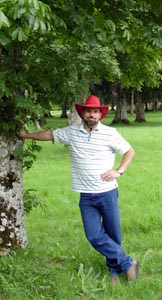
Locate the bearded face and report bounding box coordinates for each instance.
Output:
[81,108,101,129]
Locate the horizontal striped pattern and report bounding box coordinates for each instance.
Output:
[54,122,131,193]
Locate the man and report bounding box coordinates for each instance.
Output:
[17,95,139,285]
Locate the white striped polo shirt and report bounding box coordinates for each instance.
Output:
[53,121,131,193]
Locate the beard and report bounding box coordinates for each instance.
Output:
[83,119,98,127]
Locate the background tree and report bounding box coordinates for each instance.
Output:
[0,0,52,255]
[96,0,162,123]
[115,0,162,122]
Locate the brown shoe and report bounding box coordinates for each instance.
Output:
[126,260,140,280]
[110,276,119,286]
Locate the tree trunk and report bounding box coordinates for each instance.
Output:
[60,101,68,118]
[152,98,158,112]
[34,120,41,130]
[121,92,128,122]
[0,135,27,255]
[112,85,129,124]
[130,89,135,115]
[135,92,146,122]
[68,102,81,125]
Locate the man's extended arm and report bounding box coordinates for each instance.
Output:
[17,129,54,141]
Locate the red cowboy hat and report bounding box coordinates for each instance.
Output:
[75,95,109,120]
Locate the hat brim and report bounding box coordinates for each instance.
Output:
[75,104,109,120]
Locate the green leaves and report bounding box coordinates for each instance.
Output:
[11,27,28,41]
[0,0,51,44]
[22,140,42,170]
[0,80,6,95]
[0,34,10,45]
[0,0,53,135]
[0,0,162,137]
[24,188,47,214]
[0,10,10,28]
[122,28,132,41]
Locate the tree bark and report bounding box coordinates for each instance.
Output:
[68,102,81,125]
[0,135,27,255]
[111,83,129,124]
[60,101,68,118]
[130,89,135,115]
[135,92,146,122]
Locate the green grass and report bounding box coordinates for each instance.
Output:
[1,111,162,299]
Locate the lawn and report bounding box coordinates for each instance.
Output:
[0,111,162,299]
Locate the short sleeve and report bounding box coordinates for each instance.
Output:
[54,126,71,145]
[110,129,131,154]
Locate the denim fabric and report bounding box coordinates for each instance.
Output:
[79,189,133,276]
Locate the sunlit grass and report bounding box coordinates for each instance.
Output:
[1,111,162,299]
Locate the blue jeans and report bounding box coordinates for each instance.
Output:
[79,189,133,276]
